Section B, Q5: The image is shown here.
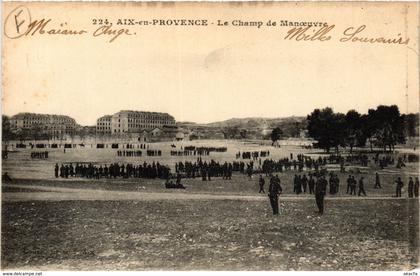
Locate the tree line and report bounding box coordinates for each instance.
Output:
[305,105,418,153]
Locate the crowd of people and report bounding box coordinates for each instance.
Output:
[117,150,142,157]
[264,173,329,215]
[31,151,49,159]
[175,158,235,180]
[170,150,210,156]
[184,146,227,153]
[54,161,170,179]
[236,151,270,160]
[146,150,162,156]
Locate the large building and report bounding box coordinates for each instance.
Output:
[96,115,112,134]
[10,113,77,138]
[96,110,176,135]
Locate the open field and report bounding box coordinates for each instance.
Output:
[3,140,418,180]
[2,140,419,270]
[2,195,418,270]
[3,140,318,180]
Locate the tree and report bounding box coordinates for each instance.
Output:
[270,127,283,145]
[402,113,419,137]
[222,127,240,139]
[360,114,375,152]
[367,105,405,152]
[2,115,13,142]
[344,110,366,153]
[307,107,346,153]
[239,129,248,139]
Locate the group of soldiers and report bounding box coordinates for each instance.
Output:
[30,151,49,159]
[262,171,420,216]
[116,150,143,157]
[170,150,211,156]
[264,173,328,215]
[170,146,227,156]
[345,175,367,196]
[184,146,227,153]
[395,176,419,198]
[175,159,235,180]
[54,161,171,179]
[236,151,271,160]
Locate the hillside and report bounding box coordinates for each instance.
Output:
[205,116,306,129]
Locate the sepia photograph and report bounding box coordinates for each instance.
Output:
[1,1,419,272]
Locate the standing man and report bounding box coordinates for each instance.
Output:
[315,176,327,215]
[395,177,404,197]
[258,175,265,194]
[358,177,367,196]
[268,174,282,215]
[415,177,419,198]
[54,163,59,178]
[374,172,382,189]
[349,176,357,195]
[302,174,308,193]
[408,177,414,198]
[308,175,315,194]
[346,175,352,194]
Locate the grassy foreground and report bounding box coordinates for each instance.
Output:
[2,198,418,270]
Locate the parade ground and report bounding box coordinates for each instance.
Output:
[1,140,419,270]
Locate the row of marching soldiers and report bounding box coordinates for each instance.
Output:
[31,151,49,159]
[175,159,235,180]
[236,151,270,160]
[290,173,365,196]
[260,154,367,175]
[54,162,170,179]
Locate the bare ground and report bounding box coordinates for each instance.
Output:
[2,181,419,270]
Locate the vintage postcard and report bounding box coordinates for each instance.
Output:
[1,1,419,272]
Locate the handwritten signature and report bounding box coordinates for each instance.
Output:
[4,5,134,43]
[284,25,409,45]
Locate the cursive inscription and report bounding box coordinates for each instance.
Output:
[283,24,410,45]
[4,6,134,43]
[340,25,409,45]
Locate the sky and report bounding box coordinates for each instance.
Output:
[3,2,419,126]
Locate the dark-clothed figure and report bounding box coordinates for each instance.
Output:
[293,175,302,195]
[374,172,382,189]
[301,175,308,193]
[308,176,315,194]
[349,176,357,195]
[346,175,352,194]
[268,175,282,215]
[258,175,265,194]
[54,164,59,178]
[408,177,414,198]
[395,177,404,197]
[315,176,327,215]
[358,177,366,196]
[415,177,419,198]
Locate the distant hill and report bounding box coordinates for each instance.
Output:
[205,116,306,129]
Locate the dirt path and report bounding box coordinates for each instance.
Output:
[2,184,411,202]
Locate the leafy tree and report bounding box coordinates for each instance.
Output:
[239,129,248,139]
[368,105,405,152]
[270,127,283,145]
[2,115,13,142]
[222,127,240,139]
[402,113,418,137]
[360,114,376,152]
[344,110,366,153]
[307,107,346,153]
